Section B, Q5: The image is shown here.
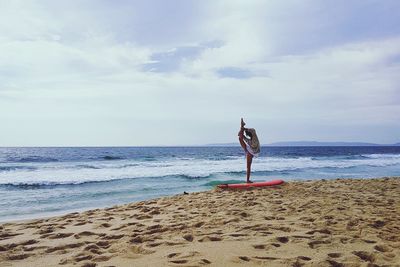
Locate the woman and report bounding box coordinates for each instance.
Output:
[238,118,260,183]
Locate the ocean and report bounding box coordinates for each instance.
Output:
[1,146,400,222]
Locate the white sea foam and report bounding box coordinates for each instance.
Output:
[1,154,400,185]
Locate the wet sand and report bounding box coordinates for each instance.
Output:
[1,177,399,267]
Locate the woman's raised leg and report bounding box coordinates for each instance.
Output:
[238,118,247,151]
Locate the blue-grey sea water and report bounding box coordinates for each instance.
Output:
[1,146,400,222]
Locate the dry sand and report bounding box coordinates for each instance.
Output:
[0,177,399,267]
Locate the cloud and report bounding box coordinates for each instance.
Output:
[142,42,222,73]
[217,67,254,79]
[0,0,399,145]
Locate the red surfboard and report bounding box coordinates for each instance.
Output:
[217,179,284,189]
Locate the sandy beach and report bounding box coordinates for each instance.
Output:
[1,177,399,267]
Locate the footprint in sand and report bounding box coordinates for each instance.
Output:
[137,214,153,220]
[130,236,144,244]
[238,256,251,262]
[308,239,331,249]
[275,236,289,243]
[35,227,54,235]
[167,252,180,258]
[146,241,164,247]
[223,218,240,224]
[292,235,312,240]
[300,217,315,222]
[165,241,186,246]
[111,224,127,231]
[254,256,278,260]
[74,231,101,239]
[369,220,386,229]
[0,231,22,241]
[200,258,211,264]
[374,244,392,252]
[229,233,248,237]
[352,251,376,262]
[48,233,74,239]
[167,251,206,265]
[237,255,279,264]
[292,259,305,267]
[306,228,331,235]
[74,253,93,262]
[98,223,111,228]
[23,245,47,252]
[0,243,17,251]
[84,244,101,253]
[297,256,312,261]
[183,234,194,242]
[96,240,110,249]
[103,234,124,240]
[73,221,88,226]
[7,253,32,260]
[19,239,39,246]
[362,239,377,244]
[169,259,188,264]
[45,242,85,253]
[326,259,345,267]
[198,236,222,242]
[252,244,266,249]
[327,252,342,258]
[273,226,291,232]
[92,255,112,262]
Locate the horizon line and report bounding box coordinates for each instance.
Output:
[0,141,399,148]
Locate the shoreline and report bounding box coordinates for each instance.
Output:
[0,176,394,224]
[1,177,399,266]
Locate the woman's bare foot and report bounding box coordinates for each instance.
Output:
[241,118,246,128]
[238,118,246,136]
[246,180,253,183]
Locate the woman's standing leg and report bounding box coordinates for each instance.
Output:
[246,153,253,183]
[238,118,252,182]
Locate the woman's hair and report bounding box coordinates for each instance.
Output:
[244,129,252,139]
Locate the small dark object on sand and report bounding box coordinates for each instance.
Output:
[184,191,189,195]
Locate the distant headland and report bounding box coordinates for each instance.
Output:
[207,141,400,146]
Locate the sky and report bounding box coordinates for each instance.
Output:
[0,0,399,146]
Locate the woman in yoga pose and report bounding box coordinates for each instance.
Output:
[238,118,260,183]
